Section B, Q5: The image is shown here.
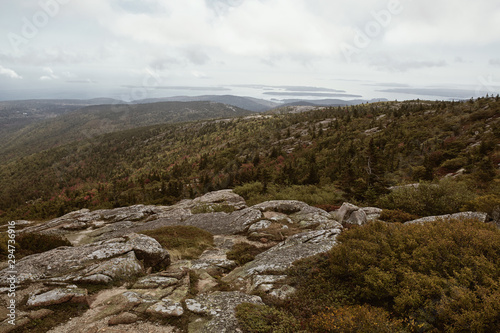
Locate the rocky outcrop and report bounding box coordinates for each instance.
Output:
[190,189,247,210]
[333,202,377,225]
[0,233,170,286]
[27,286,88,307]
[185,292,263,333]
[223,227,341,292]
[0,191,355,332]
[182,208,263,235]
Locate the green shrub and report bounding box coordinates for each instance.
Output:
[0,232,72,260]
[141,226,213,259]
[379,209,419,222]
[233,181,265,200]
[236,303,303,333]
[377,179,475,216]
[226,243,269,266]
[288,219,500,332]
[191,203,236,214]
[440,157,467,171]
[462,194,500,220]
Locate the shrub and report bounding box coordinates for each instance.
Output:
[0,232,72,260]
[141,226,213,259]
[440,157,467,171]
[377,179,475,216]
[379,209,419,222]
[226,243,269,266]
[234,181,265,200]
[236,303,303,333]
[288,219,500,332]
[191,203,235,214]
[463,194,500,221]
[309,305,409,333]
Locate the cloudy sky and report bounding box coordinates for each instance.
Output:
[0,0,499,101]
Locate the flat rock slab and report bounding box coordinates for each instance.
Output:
[182,208,262,235]
[223,228,341,289]
[27,286,88,307]
[0,233,169,285]
[405,211,488,224]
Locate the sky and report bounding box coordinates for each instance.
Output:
[0,0,499,102]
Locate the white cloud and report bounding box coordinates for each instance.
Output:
[39,67,59,80]
[0,0,499,100]
[0,65,22,79]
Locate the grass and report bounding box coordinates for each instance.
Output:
[140,226,214,260]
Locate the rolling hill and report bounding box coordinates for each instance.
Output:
[0,97,498,223]
[0,101,253,162]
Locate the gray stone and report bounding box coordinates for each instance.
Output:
[191,189,247,210]
[335,202,359,222]
[248,220,272,232]
[27,287,88,307]
[183,208,262,235]
[132,275,179,289]
[185,292,263,333]
[361,207,383,221]
[147,300,184,317]
[346,210,367,225]
[223,228,341,290]
[405,211,488,225]
[0,233,169,286]
[250,275,287,292]
[269,285,297,300]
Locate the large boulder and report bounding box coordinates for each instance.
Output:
[253,200,339,229]
[191,189,247,210]
[0,233,170,286]
[223,227,341,291]
[334,202,368,225]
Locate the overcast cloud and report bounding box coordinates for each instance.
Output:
[0,0,499,101]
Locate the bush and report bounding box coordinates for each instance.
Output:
[379,209,419,222]
[226,243,269,266]
[377,179,475,216]
[191,203,235,214]
[440,157,467,171]
[0,232,72,260]
[141,226,213,259]
[233,181,265,200]
[309,305,409,333]
[236,303,303,333]
[462,194,500,221]
[288,219,500,332]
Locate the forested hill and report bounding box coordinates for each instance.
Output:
[0,97,499,223]
[0,101,253,163]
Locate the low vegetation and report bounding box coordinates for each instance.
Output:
[237,218,500,332]
[140,226,214,260]
[0,232,71,260]
[226,243,270,266]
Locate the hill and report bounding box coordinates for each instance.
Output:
[0,98,125,141]
[0,97,498,223]
[135,95,279,112]
[0,101,253,163]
